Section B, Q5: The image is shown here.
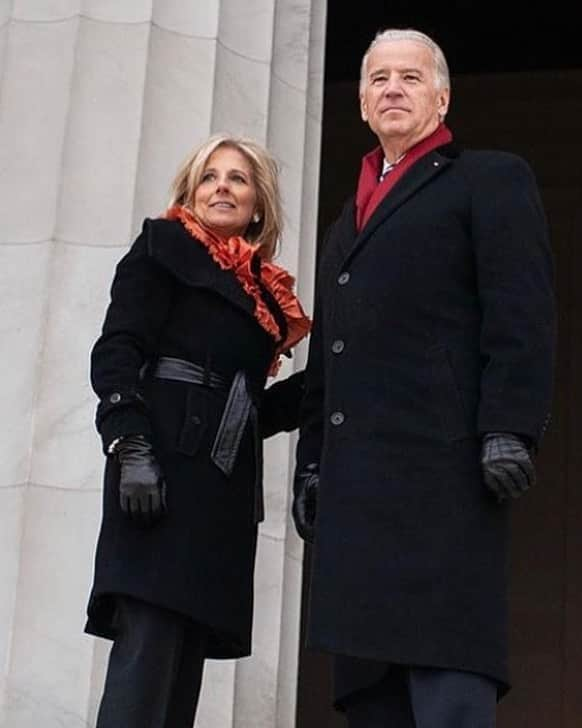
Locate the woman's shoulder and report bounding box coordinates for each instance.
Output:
[140,216,186,247]
[135,215,214,284]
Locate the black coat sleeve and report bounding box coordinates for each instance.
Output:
[472,154,556,446]
[90,219,174,452]
[259,370,306,438]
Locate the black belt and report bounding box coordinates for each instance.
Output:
[153,356,264,523]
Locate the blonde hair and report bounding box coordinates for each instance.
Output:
[360,28,450,94]
[168,134,283,260]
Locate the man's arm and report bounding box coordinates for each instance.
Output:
[472,153,556,449]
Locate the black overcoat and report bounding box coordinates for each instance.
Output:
[86,217,303,659]
[296,145,556,691]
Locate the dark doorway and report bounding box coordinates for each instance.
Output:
[295,5,582,727]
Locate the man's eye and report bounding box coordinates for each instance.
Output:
[372,76,386,85]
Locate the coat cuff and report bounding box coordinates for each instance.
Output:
[96,391,152,454]
[477,413,551,451]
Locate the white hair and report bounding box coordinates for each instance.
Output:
[359,28,450,93]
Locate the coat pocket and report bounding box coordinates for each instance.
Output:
[176,387,208,457]
[430,345,471,441]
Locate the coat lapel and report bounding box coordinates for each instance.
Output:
[149,220,257,319]
[342,150,453,268]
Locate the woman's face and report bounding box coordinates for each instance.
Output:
[193,146,258,238]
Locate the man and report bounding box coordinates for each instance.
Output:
[293,28,555,728]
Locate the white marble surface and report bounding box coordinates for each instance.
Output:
[56,17,149,246]
[306,0,326,121]
[269,81,309,243]
[276,547,304,728]
[0,19,77,243]
[152,0,219,38]
[131,26,216,229]
[232,531,285,726]
[12,0,79,21]
[85,636,110,728]
[196,660,236,727]
[83,0,152,24]
[262,429,294,541]
[0,487,25,712]
[30,243,124,490]
[218,0,274,64]
[0,243,51,488]
[211,43,270,141]
[3,486,101,728]
[0,0,11,24]
[0,21,7,84]
[272,0,310,91]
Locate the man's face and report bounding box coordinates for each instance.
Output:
[360,40,450,151]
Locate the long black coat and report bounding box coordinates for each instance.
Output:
[296,145,556,691]
[86,217,303,659]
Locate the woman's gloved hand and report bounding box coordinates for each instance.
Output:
[292,463,319,543]
[114,435,167,526]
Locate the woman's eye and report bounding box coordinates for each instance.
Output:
[201,172,215,182]
[231,174,246,183]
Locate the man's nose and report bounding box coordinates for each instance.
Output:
[383,77,403,95]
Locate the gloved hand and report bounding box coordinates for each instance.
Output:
[292,463,319,544]
[481,432,535,503]
[115,435,167,525]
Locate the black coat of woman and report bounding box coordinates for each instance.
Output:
[86,200,309,659]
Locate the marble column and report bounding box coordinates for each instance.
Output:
[0,1,326,726]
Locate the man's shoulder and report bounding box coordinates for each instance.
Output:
[453,149,538,191]
[457,148,534,175]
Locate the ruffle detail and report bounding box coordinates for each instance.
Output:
[164,206,311,375]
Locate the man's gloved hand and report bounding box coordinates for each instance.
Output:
[481,432,535,503]
[115,435,167,526]
[292,463,319,544]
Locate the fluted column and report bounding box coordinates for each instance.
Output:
[0,1,325,727]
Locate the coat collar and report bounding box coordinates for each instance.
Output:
[340,143,460,267]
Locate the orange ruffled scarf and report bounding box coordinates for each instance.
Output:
[164,205,311,375]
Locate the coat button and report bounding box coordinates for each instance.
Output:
[109,393,121,403]
[337,272,350,285]
[330,411,345,426]
[332,339,345,354]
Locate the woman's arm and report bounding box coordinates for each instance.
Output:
[91,219,174,453]
[259,369,306,438]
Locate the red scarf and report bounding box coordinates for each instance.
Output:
[355,124,453,231]
[163,206,311,375]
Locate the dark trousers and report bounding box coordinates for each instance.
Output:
[96,596,208,728]
[344,665,497,728]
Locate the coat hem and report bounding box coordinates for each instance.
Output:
[306,637,511,706]
[85,591,251,660]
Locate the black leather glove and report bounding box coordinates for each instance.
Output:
[481,432,535,503]
[292,463,318,544]
[115,435,167,525]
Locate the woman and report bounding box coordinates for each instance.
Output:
[86,134,311,727]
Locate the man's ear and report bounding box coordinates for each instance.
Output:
[360,94,368,122]
[437,87,450,119]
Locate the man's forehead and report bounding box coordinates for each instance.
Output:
[367,40,433,70]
